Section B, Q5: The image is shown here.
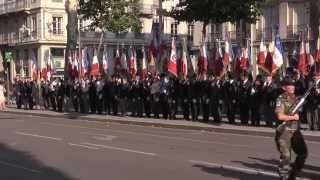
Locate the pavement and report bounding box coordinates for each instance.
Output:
[0,112,319,180]
[2,107,320,142]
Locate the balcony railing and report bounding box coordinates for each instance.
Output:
[256,27,273,41]
[287,25,306,40]
[0,0,32,15]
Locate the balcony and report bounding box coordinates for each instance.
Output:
[256,27,273,41]
[138,3,158,18]
[46,30,67,42]
[286,25,306,40]
[0,0,32,15]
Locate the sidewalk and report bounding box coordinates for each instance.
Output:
[2,107,320,142]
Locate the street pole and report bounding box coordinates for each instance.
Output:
[250,23,256,79]
[158,0,163,74]
[6,63,10,104]
[78,16,82,79]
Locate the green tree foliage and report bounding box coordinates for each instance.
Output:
[168,0,264,37]
[78,0,142,33]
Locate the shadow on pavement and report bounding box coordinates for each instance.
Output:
[231,156,320,180]
[0,143,76,180]
[192,164,278,180]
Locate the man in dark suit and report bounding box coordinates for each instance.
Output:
[238,71,252,125]
[223,73,238,124]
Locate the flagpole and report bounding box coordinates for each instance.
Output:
[250,23,256,79]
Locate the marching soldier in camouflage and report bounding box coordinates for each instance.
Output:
[275,77,308,180]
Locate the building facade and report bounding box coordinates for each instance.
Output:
[0,0,318,81]
[0,0,193,81]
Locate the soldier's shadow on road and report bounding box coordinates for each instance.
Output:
[0,143,76,180]
[192,164,278,180]
[231,156,320,180]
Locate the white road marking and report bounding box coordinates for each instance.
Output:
[0,160,41,174]
[39,122,259,149]
[68,143,100,150]
[15,131,62,141]
[83,142,156,156]
[80,132,117,141]
[189,160,279,177]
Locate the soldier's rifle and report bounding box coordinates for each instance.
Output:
[288,83,315,116]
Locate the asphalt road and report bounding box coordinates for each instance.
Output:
[0,113,319,180]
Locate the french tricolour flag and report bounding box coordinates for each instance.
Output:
[168,37,178,77]
[272,30,283,73]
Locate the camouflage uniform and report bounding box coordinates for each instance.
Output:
[275,94,308,180]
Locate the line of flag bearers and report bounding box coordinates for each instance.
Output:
[12,67,320,131]
[16,25,320,132]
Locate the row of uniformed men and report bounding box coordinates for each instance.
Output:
[13,70,320,130]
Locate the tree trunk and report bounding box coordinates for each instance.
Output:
[65,0,78,81]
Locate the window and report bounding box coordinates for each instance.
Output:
[187,23,194,42]
[52,17,62,35]
[31,16,37,34]
[171,21,178,37]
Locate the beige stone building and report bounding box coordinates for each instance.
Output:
[0,0,194,81]
[1,0,318,81]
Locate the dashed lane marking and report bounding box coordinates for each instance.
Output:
[83,142,157,156]
[68,143,100,150]
[15,131,62,141]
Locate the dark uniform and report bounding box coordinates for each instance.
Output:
[41,81,50,110]
[168,79,179,120]
[210,79,222,123]
[16,80,23,109]
[57,81,65,112]
[201,80,211,123]
[223,78,237,124]
[275,79,308,180]
[103,80,111,115]
[72,81,80,112]
[307,78,320,130]
[143,79,152,118]
[96,79,104,114]
[263,79,280,127]
[250,78,263,126]
[89,80,97,113]
[238,77,252,125]
[181,80,191,120]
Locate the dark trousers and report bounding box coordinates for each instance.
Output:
[202,99,210,122]
[72,96,79,112]
[182,100,190,120]
[191,100,199,121]
[97,95,103,114]
[28,96,34,110]
[16,95,23,109]
[168,99,177,120]
[103,97,111,115]
[50,95,56,111]
[226,100,236,124]
[112,98,118,116]
[265,105,276,127]
[57,96,64,112]
[251,106,261,126]
[160,98,169,119]
[89,96,96,113]
[136,98,143,117]
[144,98,152,118]
[211,100,221,123]
[239,103,250,124]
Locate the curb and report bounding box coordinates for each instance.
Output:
[3,110,319,143]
